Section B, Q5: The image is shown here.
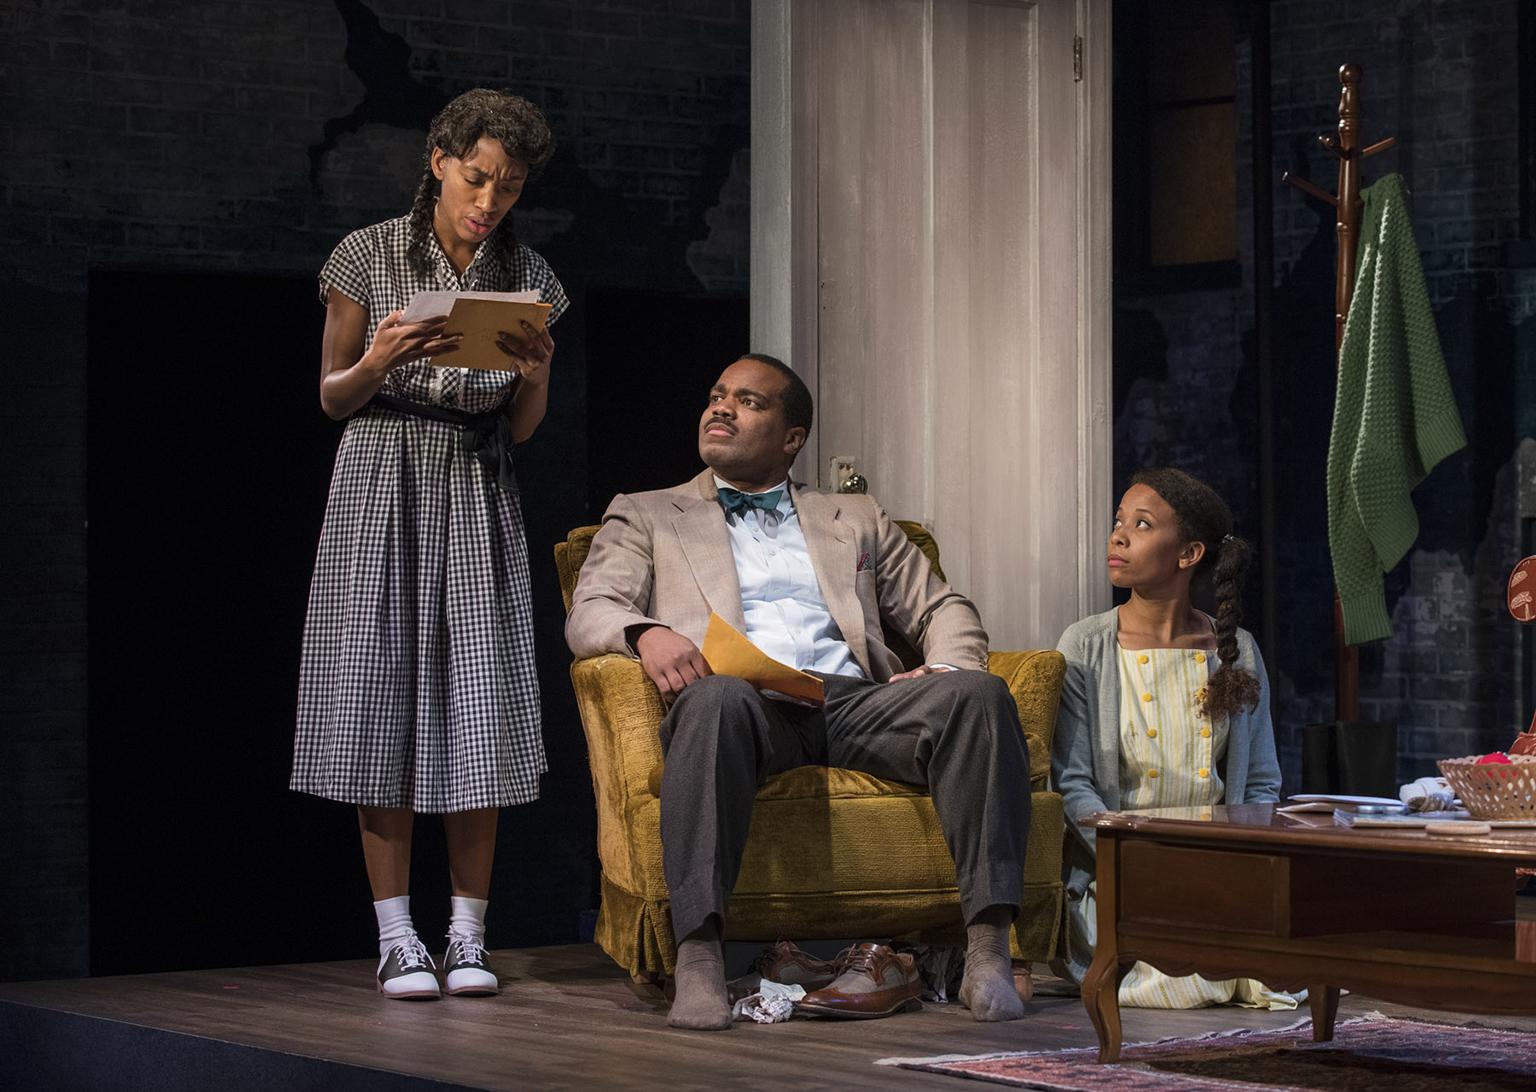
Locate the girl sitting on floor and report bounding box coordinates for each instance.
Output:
[1051,467,1299,1009]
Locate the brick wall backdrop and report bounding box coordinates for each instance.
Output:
[1114,0,1536,790]
[0,0,750,980]
[5,0,1531,981]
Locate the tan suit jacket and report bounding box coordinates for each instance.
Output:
[565,469,988,682]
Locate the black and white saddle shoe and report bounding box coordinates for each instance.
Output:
[443,932,498,996]
[377,934,440,1000]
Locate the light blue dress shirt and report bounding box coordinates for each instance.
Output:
[713,476,867,680]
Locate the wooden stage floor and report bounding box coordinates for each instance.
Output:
[3,943,1534,1090]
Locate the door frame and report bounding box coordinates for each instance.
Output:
[750,0,1113,624]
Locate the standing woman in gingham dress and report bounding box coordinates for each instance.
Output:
[292,89,567,1000]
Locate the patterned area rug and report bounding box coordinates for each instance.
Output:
[877,1014,1536,1091]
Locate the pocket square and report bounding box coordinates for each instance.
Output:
[855,551,872,573]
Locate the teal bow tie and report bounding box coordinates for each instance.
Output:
[717,487,783,520]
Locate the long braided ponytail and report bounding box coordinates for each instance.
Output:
[1131,468,1261,720]
[405,170,438,273]
[405,88,555,282]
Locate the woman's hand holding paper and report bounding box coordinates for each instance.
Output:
[365,310,462,374]
[495,319,555,386]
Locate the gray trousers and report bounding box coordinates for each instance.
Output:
[657,669,1032,943]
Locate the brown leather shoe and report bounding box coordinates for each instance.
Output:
[752,940,842,990]
[796,943,923,1019]
[727,941,843,1003]
[1013,961,1034,1002]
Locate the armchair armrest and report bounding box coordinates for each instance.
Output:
[570,654,668,894]
[571,654,666,802]
[987,649,1066,791]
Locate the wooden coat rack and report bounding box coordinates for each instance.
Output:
[1281,64,1396,723]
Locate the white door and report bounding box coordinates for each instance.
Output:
[752,0,1112,650]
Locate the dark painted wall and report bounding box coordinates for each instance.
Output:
[0,0,749,980]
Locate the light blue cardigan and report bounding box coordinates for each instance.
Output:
[1051,607,1282,896]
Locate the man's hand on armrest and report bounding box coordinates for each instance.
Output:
[629,624,713,702]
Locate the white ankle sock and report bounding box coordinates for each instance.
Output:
[374,895,415,958]
[449,896,488,942]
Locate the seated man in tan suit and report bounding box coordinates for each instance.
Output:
[566,354,1031,1029]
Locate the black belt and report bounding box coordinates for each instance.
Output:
[365,392,518,495]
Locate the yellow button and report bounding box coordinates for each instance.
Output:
[1147,727,1158,739]
[1137,654,1149,665]
[1194,652,1207,664]
[1197,768,1210,778]
[1201,727,1212,738]
[1141,692,1153,703]
[1148,769,1160,778]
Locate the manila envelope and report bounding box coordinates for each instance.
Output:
[700,612,825,706]
[432,298,552,372]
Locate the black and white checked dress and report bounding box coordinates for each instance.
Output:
[291,216,568,812]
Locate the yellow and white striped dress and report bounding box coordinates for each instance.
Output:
[1077,646,1299,1010]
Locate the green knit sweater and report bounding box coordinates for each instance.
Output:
[1328,173,1466,644]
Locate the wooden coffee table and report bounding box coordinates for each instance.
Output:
[1083,804,1536,1062]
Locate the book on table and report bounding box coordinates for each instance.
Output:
[1278,794,1404,814]
[1331,809,1536,828]
[1332,809,1469,827]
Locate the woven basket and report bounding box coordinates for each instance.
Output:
[1437,755,1536,820]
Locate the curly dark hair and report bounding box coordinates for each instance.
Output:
[406,88,555,281]
[1131,467,1261,720]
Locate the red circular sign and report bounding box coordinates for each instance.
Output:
[1509,556,1536,623]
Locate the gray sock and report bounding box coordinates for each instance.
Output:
[960,909,1026,1022]
[667,921,732,1031]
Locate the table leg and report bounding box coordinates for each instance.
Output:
[1084,832,1124,1063]
[1309,985,1340,1041]
[1083,954,1126,1062]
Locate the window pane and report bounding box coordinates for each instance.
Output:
[1148,103,1236,266]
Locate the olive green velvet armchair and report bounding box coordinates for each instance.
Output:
[556,520,1065,980]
